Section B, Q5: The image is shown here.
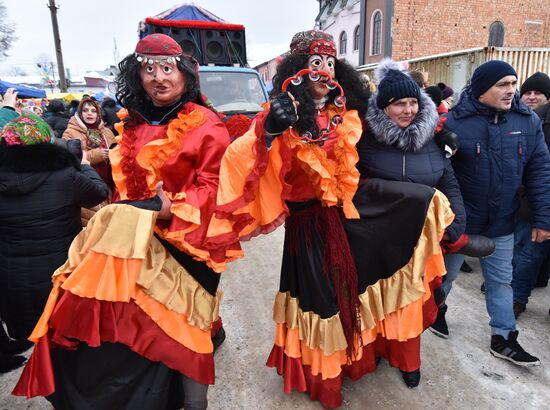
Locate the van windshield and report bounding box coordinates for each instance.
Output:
[200,71,267,114]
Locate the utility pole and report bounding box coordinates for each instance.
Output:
[47,0,67,92]
[113,37,120,69]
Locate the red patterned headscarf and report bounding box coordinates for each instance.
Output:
[1,114,52,146]
[290,30,337,57]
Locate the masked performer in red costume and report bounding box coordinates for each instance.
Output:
[13,34,238,410]
[211,30,455,408]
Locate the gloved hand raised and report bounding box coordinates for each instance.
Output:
[264,92,299,136]
[434,127,459,158]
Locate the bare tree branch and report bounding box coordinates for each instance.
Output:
[0,1,17,60]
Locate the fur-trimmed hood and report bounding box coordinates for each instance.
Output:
[0,142,81,196]
[365,89,439,152]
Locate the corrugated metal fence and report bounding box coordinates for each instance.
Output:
[357,47,550,94]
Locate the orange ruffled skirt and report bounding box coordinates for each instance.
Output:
[266,179,454,408]
[13,204,222,409]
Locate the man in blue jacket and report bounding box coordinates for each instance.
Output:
[430,61,550,366]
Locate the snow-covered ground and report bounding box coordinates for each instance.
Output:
[2,228,549,409]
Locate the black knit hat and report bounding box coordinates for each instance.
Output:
[425,86,443,107]
[470,60,517,99]
[47,99,66,113]
[375,59,421,109]
[520,72,550,99]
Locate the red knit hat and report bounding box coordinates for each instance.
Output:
[290,30,337,57]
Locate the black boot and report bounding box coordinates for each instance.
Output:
[0,352,25,373]
[212,327,226,353]
[429,305,449,338]
[460,261,473,273]
[458,234,495,257]
[513,301,526,319]
[400,369,421,388]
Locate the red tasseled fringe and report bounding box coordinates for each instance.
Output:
[321,208,361,359]
[224,114,252,141]
[285,204,361,359]
[440,233,469,255]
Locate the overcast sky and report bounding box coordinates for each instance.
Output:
[1,0,319,76]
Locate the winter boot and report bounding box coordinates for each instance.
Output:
[429,305,449,338]
[490,330,540,367]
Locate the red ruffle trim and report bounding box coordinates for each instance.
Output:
[119,116,151,200]
[265,276,443,408]
[215,111,270,218]
[13,336,55,398]
[145,18,245,32]
[210,112,292,246]
[13,292,214,398]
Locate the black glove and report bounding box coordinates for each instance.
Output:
[264,92,298,136]
[434,127,459,158]
[117,195,163,211]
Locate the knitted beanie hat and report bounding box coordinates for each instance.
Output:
[438,82,454,100]
[1,114,52,146]
[375,59,421,109]
[470,60,517,99]
[425,85,443,107]
[520,72,550,99]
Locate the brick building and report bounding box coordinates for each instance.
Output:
[316,0,362,66]
[257,1,549,82]
[315,0,549,65]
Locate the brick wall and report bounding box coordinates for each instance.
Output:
[391,0,549,60]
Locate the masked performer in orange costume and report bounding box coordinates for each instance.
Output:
[13,34,238,410]
[211,30,454,408]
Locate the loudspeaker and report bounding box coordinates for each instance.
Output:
[143,25,247,66]
[149,25,202,61]
[201,29,247,66]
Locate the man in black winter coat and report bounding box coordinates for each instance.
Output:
[432,61,550,367]
[0,114,108,372]
[511,73,550,316]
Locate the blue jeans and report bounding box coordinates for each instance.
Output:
[512,219,550,304]
[443,234,516,338]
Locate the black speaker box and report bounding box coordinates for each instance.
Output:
[201,29,247,66]
[150,25,202,61]
[144,25,247,66]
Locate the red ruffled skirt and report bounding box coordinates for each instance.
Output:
[266,179,453,408]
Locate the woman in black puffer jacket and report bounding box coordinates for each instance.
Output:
[0,115,108,351]
[350,59,467,389]
[357,60,466,243]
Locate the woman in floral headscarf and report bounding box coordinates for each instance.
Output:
[0,114,108,368]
